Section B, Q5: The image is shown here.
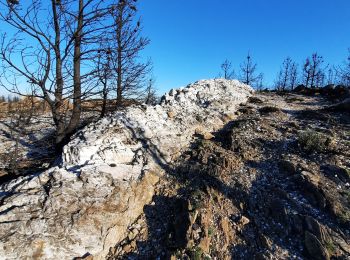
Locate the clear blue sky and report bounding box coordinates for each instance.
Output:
[138,0,350,94]
[1,0,349,96]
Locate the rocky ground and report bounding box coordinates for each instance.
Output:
[0,79,253,259]
[107,92,350,260]
[0,111,100,184]
[0,80,349,260]
[0,115,55,182]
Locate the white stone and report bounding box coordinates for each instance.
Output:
[0,79,253,259]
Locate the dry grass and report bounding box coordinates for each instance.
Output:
[0,96,52,118]
[297,130,333,153]
[259,105,281,114]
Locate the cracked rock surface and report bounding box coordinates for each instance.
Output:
[0,79,252,259]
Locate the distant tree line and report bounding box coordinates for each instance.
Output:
[220,49,350,91]
[0,96,20,103]
[275,50,350,91]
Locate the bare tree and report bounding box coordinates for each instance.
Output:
[220,59,235,79]
[275,57,298,91]
[0,0,116,149]
[275,58,291,92]
[144,78,158,105]
[315,70,325,87]
[110,0,151,106]
[256,74,264,91]
[337,49,350,87]
[239,53,262,88]
[302,53,324,88]
[326,68,335,85]
[289,62,298,90]
[303,58,312,88]
[97,47,113,118]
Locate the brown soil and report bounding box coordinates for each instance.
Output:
[90,93,350,259]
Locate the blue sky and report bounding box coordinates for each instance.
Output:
[138,0,350,94]
[1,0,349,96]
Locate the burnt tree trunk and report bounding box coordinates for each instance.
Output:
[100,81,108,118]
[116,5,123,107]
[61,0,83,147]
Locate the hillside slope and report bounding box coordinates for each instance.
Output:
[108,92,350,259]
[0,79,252,259]
[0,80,349,259]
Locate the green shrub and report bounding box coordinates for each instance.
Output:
[259,106,280,114]
[324,241,336,255]
[286,96,304,103]
[248,96,263,104]
[190,246,203,260]
[208,226,215,237]
[297,130,329,153]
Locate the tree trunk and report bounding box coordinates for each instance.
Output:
[116,57,122,106]
[305,71,310,88]
[310,70,315,88]
[51,0,67,149]
[116,4,123,107]
[100,82,108,118]
[65,0,83,139]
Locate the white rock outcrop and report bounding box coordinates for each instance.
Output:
[0,79,253,259]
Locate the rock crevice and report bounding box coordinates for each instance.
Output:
[0,79,253,259]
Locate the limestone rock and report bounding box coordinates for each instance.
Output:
[167,111,176,118]
[239,216,250,226]
[195,127,215,140]
[0,79,253,259]
[0,168,159,260]
[63,79,252,169]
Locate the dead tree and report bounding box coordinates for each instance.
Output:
[275,58,291,92]
[289,62,298,90]
[256,75,264,91]
[315,70,325,87]
[275,57,298,91]
[326,68,335,85]
[144,78,158,105]
[111,0,151,106]
[97,47,113,118]
[239,53,262,88]
[220,59,234,79]
[303,58,312,88]
[337,49,350,87]
[0,0,116,149]
[302,53,324,88]
[310,53,324,88]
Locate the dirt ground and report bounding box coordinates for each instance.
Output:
[107,92,350,260]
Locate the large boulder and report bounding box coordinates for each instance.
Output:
[0,79,253,259]
[0,167,159,259]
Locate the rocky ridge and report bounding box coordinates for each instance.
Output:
[0,79,253,259]
[107,92,350,259]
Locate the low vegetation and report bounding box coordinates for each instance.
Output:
[297,130,333,153]
[259,105,281,114]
